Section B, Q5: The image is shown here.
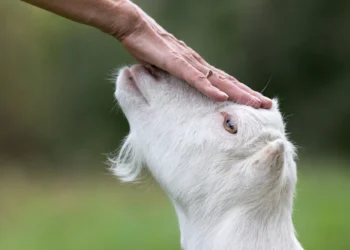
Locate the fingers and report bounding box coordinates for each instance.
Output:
[212,68,272,109]
[190,53,272,109]
[165,58,228,101]
[208,74,262,108]
[209,65,272,108]
[165,53,270,108]
[188,59,262,108]
[236,82,272,109]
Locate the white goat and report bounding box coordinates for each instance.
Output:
[110,65,304,250]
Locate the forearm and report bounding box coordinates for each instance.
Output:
[21,0,141,39]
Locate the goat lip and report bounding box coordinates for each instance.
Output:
[119,67,149,104]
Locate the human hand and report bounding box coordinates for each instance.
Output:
[116,1,272,109]
[21,0,271,108]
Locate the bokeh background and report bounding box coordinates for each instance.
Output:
[1,0,350,249]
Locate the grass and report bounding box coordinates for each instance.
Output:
[0,165,349,250]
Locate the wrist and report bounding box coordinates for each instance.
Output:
[102,0,144,40]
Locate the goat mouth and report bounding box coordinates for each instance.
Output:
[129,64,160,84]
[119,65,150,104]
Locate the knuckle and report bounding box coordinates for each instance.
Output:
[189,73,206,85]
[232,91,249,103]
[172,54,185,65]
[179,40,187,46]
[192,51,202,61]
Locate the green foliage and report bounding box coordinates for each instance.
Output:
[1,166,350,250]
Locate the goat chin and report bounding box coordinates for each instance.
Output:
[110,64,304,250]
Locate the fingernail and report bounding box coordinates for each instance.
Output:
[220,92,229,101]
[261,96,273,109]
[211,89,228,102]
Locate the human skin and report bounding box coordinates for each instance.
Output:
[21,0,272,109]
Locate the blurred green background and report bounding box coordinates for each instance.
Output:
[1,0,350,249]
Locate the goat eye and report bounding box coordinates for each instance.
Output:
[224,115,238,134]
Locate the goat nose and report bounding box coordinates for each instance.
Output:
[130,64,144,75]
[123,67,133,81]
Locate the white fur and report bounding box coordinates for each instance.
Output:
[110,65,304,250]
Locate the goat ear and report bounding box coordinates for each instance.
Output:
[109,135,144,182]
